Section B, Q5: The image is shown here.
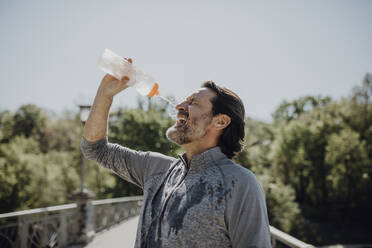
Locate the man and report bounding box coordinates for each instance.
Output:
[81,59,272,248]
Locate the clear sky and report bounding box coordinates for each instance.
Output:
[1,0,371,121]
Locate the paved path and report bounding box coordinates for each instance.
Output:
[86,216,139,248]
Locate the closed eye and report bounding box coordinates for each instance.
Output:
[188,96,197,105]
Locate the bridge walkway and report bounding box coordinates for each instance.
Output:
[86,216,139,248]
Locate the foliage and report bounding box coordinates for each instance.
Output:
[0,107,85,211]
[0,136,79,212]
[268,74,372,244]
[272,95,332,124]
[325,128,370,205]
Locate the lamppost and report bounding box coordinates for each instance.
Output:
[79,105,91,192]
[70,104,95,245]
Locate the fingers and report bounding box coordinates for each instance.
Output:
[122,58,132,82]
[103,73,117,82]
[121,76,130,82]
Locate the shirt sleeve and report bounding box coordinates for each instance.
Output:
[225,169,272,248]
[80,137,175,189]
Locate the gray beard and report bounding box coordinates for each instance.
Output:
[166,113,212,145]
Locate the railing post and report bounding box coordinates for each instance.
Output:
[19,217,28,248]
[70,189,95,245]
[271,235,277,248]
[59,212,67,247]
[41,221,48,247]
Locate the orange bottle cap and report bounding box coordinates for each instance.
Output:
[147,82,160,98]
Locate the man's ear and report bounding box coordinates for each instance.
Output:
[213,114,231,130]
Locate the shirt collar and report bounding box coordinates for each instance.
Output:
[178,146,227,172]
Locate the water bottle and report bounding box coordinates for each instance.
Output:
[97,48,159,98]
[132,68,159,98]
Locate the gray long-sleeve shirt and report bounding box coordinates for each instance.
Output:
[81,137,272,248]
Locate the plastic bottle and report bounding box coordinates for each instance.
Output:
[97,48,159,98]
[132,68,160,98]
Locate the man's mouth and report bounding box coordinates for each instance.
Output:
[176,111,189,127]
[177,116,188,126]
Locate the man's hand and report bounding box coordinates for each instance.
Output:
[83,58,133,142]
[98,58,133,99]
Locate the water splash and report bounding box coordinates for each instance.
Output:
[156,95,177,119]
[158,95,176,107]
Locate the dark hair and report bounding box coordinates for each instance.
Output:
[202,81,245,159]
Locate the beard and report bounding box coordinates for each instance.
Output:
[166,112,213,145]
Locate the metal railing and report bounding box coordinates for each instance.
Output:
[0,196,142,248]
[0,203,78,248]
[93,196,142,233]
[270,225,314,248]
[0,195,312,248]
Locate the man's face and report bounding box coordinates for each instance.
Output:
[166,88,216,145]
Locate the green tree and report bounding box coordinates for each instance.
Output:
[0,106,85,212]
[325,128,370,206]
[0,136,39,212]
[0,135,81,212]
[0,104,51,153]
[272,95,331,124]
[234,117,275,180]
[268,74,372,244]
[349,74,372,157]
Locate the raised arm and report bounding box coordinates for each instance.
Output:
[83,58,132,142]
[81,58,174,188]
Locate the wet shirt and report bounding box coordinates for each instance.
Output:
[81,137,272,248]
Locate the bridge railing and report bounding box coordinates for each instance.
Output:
[0,195,312,248]
[0,203,78,248]
[270,225,313,248]
[0,196,142,248]
[92,196,142,233]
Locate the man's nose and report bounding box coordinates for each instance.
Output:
[176,101,187,111]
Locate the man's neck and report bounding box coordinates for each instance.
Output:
[183,141,217,164]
